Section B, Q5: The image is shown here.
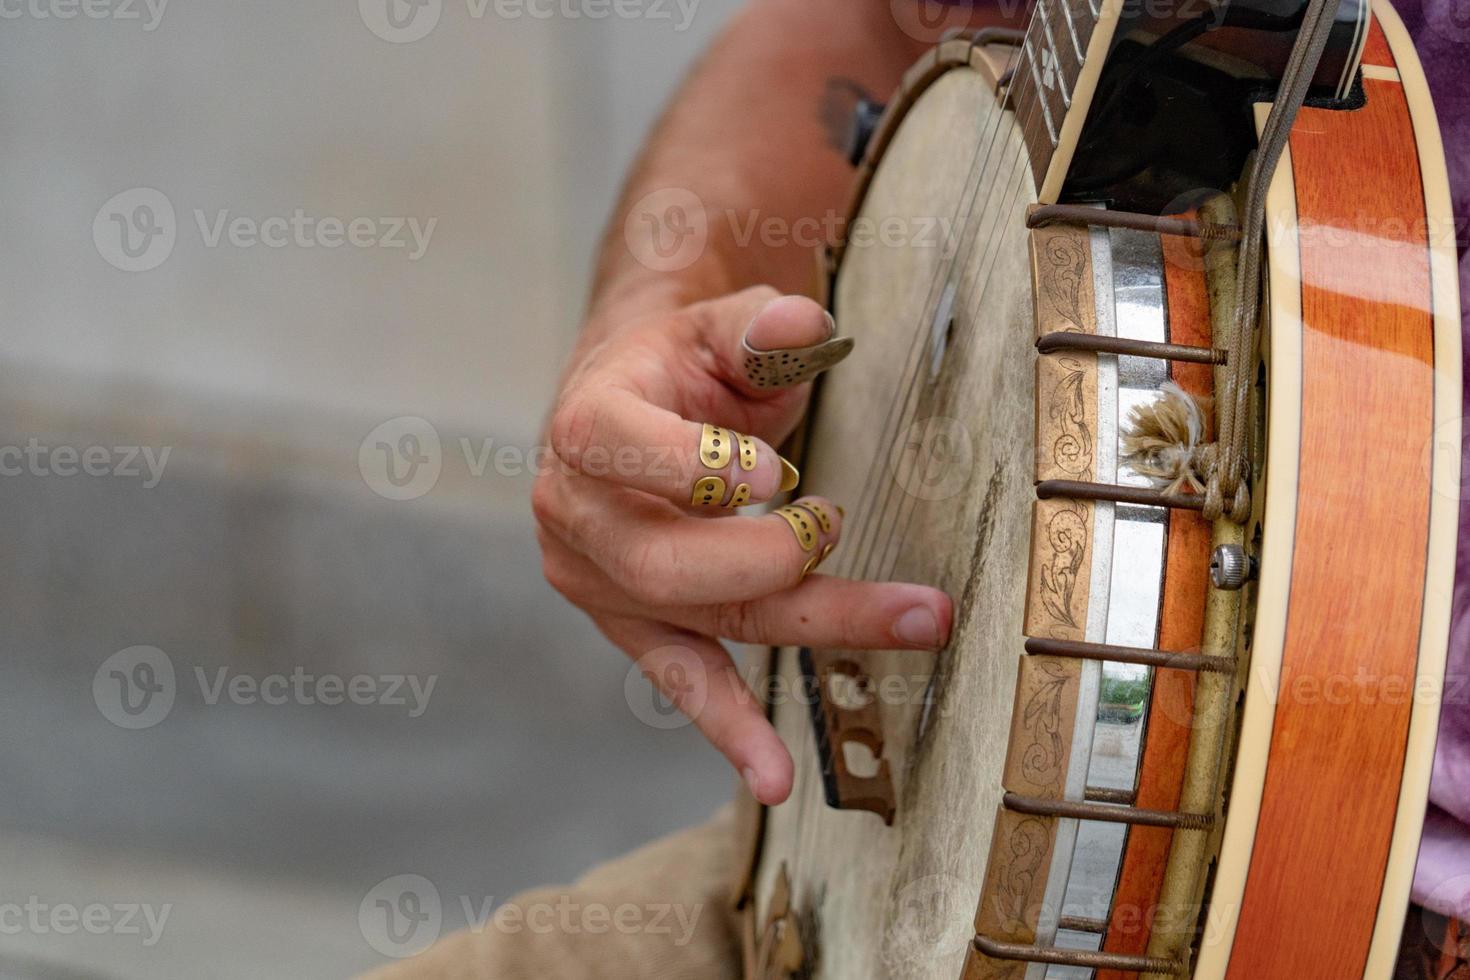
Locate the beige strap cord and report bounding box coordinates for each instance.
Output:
[1207,0,1342,521]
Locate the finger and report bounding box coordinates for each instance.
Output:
[692,290,855,395]
[548,384,796,509]
[562,482,848,606]
[695,577,953,651]
[541,525,952,651]
[597,614,794,805]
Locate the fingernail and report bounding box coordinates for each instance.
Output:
[778,456,800,493]
[821,310,837,339]
[894,606,942,649]
[742,767,762,800]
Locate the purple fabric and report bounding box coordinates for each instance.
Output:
[1402,0,1470,920]
[923,0,1470,917]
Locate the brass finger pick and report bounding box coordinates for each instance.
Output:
[700,423,734,470]
[742,329,855,389]
[775,505,818,552]
[728,483,751,508]
[737,432,758,472]
[801,502,834,533]
[692,476,726,507]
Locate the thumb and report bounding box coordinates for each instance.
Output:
[694,288,855,396]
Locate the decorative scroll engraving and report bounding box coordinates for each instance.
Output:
[1044,235,1090,332]
[1025,498,1092,640]
[1020,662,1070,786]
[963,807,1062,979]
[1027,220,1096,642]
[991,816,1053,932]
[1031,223,1098,489]
[1003,655,1082,795]
[1046,356,1093,476]
[1030,224,1096,337]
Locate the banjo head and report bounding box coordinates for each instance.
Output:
[759,57,1044,980]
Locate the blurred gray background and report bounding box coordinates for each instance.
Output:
[0,0,745,975]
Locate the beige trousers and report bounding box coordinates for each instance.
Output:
[360,809,742,980]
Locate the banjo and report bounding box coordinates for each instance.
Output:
[733,0,1461,977]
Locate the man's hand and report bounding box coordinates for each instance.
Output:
[534,288,953,805]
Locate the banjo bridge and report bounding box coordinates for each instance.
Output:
[799,648,898,825]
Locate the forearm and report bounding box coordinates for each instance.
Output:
[584,0,931,336]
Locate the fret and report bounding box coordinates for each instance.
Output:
[1034,3,1070,107]
[1057,0,1085,63]
[1023,41,1060,145]
[1035,1,1076,108]
[1007,0,1105,193]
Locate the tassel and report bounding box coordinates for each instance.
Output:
[1121,382,1216,496]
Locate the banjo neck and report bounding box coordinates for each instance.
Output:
[1007,0,1119,204]
[1008,0,1373,208]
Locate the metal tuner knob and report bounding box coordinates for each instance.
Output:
[1209,544,1255,591]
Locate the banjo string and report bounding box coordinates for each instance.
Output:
[787,27,1045,888]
